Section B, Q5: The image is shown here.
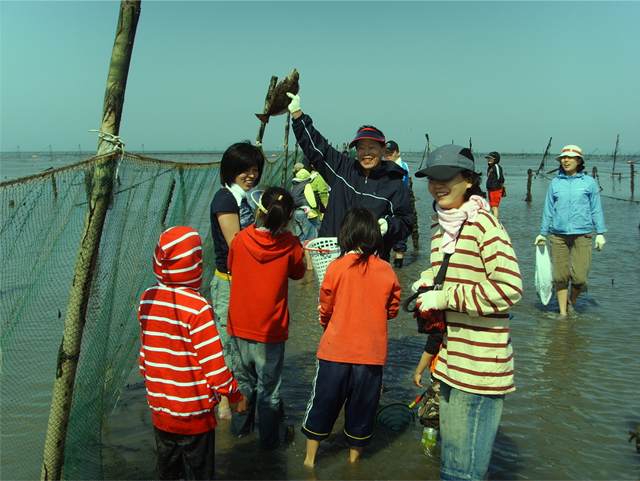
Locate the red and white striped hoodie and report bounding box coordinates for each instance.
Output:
[139,226,242,435]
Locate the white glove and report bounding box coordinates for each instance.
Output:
[412,278,434,293]
[534,235,547,246]
[416,290,446,312]
[595,234,606,251]
[286,92,301,113]
[378,218,388,236]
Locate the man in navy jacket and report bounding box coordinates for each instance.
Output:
[287,93,413,262]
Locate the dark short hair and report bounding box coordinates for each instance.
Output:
[337,207,383,266]
[220,141,264,187]
[462,170,486,201]
[260,187,294,236]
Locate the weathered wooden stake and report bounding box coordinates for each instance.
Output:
[525,169,533,202]
[282,112,291,187]
[612,134,619,174]
[630,163,635,197]
[536,137,552,175]
[41,2,140,479]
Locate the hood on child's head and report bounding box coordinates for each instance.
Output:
[153,226,203,289]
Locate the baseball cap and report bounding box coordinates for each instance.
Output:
[385,140,399,152]
[556,145,583,160]
[415,145,475,181]
[485,151,501,162]
[349,126,386,148]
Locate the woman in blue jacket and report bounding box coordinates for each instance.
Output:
[535,145,606,315]
[287,93,414,262]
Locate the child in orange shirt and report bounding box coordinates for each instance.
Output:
[301,207,401,466]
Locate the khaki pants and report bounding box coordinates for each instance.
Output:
[549,233,592,292]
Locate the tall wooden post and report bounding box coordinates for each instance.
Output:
[525,169,533,202]
[41,2,140,479]
[536,137,552,175]
[282,112,291,187]
[612,134,619,175]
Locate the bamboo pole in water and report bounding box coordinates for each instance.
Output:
[612,134,619,175]
[40,2,140,479]
[525,169,533,202]
[536,137,552,175]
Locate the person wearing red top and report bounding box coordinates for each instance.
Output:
[227,187,306,450]
[139,226,246,480]
[301,207,401,467]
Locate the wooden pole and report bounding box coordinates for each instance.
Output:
[525,169,533,202]
[41,2,140,479]
[612,134,619,175]
[536,137,552,175]
[282,112,291,188]
[630,163,635,197]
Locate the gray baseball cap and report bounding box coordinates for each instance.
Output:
[415,145,475,181]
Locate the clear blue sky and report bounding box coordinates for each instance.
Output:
[1,1,639,155]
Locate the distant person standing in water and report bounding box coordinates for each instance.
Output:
[485,151,505,219]
[287,92,414,262]
[535,145,606,316]
[385,140,410,267]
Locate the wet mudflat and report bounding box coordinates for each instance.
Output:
[103,156,640,480]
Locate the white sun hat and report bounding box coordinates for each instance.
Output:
[556,145,583,160]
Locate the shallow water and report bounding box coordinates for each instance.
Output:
[101,155,640,480]
[2,152,639,479]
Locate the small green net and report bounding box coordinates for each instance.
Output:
[0,150,292,480]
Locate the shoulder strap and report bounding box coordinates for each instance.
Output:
[434,224,464,288]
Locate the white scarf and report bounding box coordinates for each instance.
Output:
[436,195,491,254]
[226,183,247,207]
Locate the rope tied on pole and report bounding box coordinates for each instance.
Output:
[89,130,125,153]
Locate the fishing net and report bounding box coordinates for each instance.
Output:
[375,402,416,432]
[0,150,292,480]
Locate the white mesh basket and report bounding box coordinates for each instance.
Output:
[303,237,340,285]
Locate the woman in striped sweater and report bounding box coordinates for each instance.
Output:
[413,145,523,481]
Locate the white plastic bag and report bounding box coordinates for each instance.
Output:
[534,245,554,305]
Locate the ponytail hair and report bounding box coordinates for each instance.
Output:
[337,207,383,267]
[258,187,294,236]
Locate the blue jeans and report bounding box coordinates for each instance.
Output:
[229,337,284,450]
[439,382,505,481]
[210,274,235,370]
[292,209,318,244]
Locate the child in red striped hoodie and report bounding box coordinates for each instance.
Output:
[139,226,246,480]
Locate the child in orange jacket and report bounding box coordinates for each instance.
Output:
[301,207,401,466]
[227,187,306,450]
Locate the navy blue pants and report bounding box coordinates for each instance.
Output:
[301,359,382,447]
